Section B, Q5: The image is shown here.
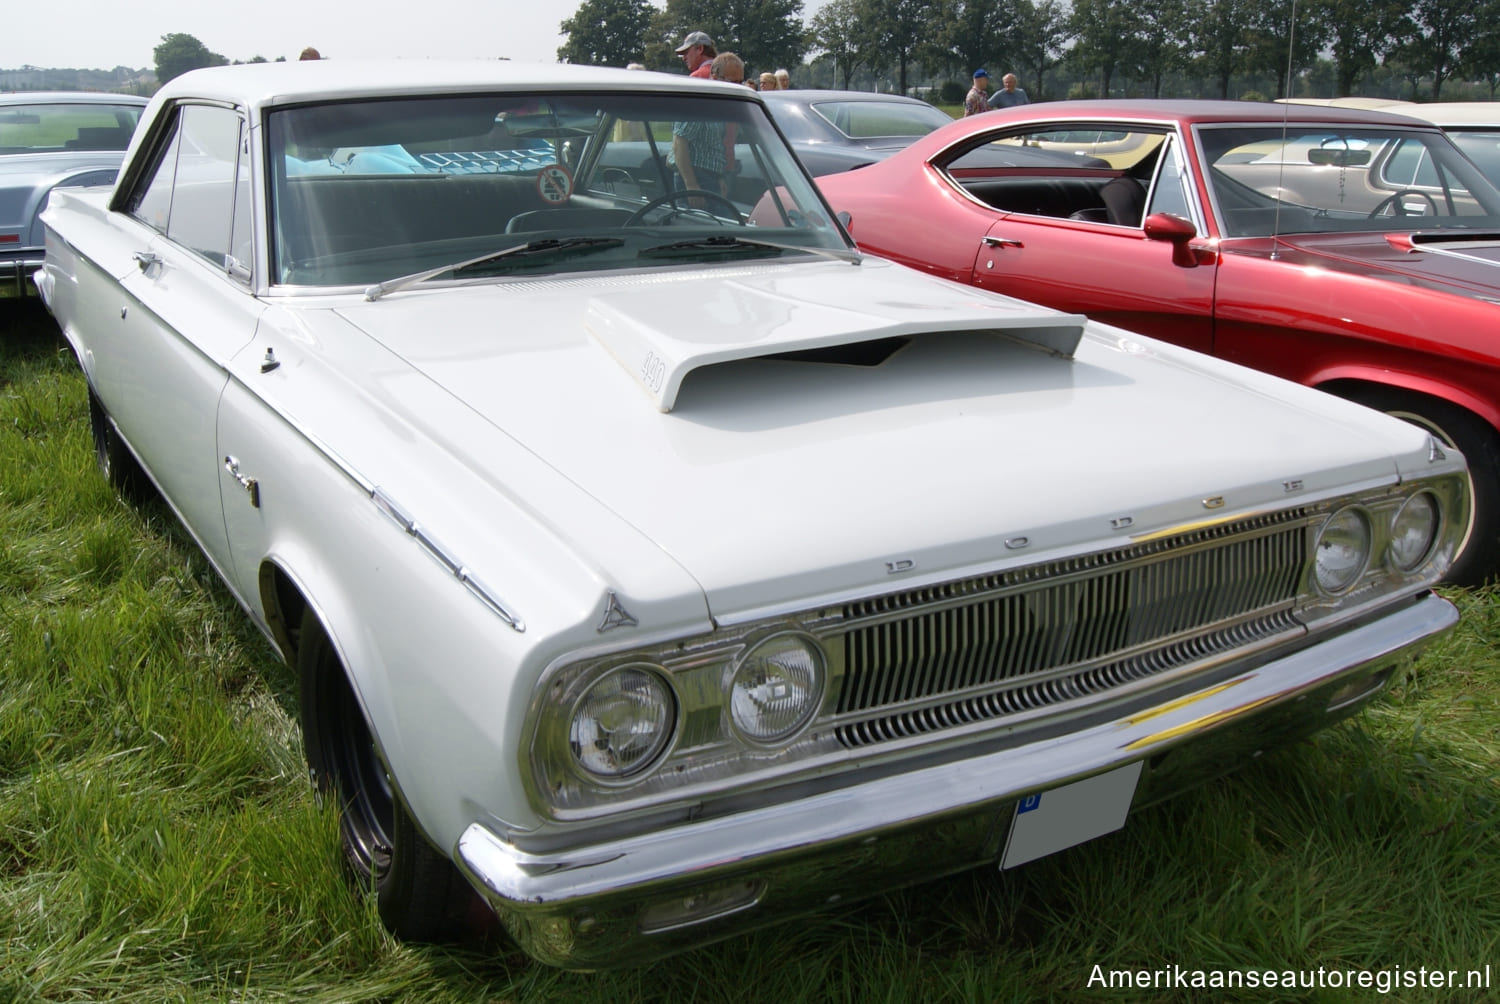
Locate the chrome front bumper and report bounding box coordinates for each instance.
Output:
[457,592,1456,969]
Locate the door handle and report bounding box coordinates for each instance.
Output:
[132,251,161,272]
[224,456,261,509]
[982,236,1024,249]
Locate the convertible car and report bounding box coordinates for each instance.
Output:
[0,90,147,299]
[816,100,1500,586]
[39,65,1466,968]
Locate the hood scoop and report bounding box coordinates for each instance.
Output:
[1386,230,1500,264]
[585,267,1085,412]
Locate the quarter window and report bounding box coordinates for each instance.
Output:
[1146,137,1192,221]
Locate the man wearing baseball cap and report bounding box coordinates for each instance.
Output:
[964,69,991,117]
[675,31,717,79]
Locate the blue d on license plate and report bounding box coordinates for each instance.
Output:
[1000,761,1143,869]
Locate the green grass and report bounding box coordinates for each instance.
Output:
[2,301,1496,1002]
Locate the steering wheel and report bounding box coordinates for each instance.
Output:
[626,189,745,226]
[1367,189,1440,218]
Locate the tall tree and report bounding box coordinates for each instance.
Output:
[1069,0,1141,98]
[1008,0,1069,100]
[1242,0,1327,98]
[941,0,1013,84]
[1317,0,1408,96]
[1397,0,1477,99]
[152,33,227,85]
[1129,0,1191,98]
[645,0,806,77]
[1467,0,1500,98]
[1187,0,1252,99]
[859,0,940,94]
[808,0,870,89]
[559,0,655,66]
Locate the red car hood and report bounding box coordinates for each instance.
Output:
[1241,230,1500,298]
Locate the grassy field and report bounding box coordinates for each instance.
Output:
[1,300,1496,1003]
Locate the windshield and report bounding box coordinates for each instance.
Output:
[0,101,142,153]
[267,92,847,288]
[1197,125,1500,237]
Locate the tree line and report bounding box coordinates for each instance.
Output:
[558,0,1500,103]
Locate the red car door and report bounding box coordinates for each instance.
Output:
[967,134,1219,355]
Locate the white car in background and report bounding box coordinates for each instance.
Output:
[38,60,1467,969]
[1390,102,1500,186]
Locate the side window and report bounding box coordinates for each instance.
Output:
[165,105,243,268]
[1147,137,1192,221]
[1382,138,1437,189]
[133,121,182,233]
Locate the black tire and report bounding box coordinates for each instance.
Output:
[1342,386,1500,587]
[86,387,152,502]
[297,608,480,941]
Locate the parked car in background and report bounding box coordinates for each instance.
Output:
[817,99,1500,585]
[1388,103,1500,188]
[0,91,147,298]
[39,65,1467,969]
[759,89,952,174]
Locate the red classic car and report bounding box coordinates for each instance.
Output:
[816,100,1500,585]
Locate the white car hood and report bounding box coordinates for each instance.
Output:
[331,258,1429,621]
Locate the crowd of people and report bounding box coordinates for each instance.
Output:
[674,31,789,91]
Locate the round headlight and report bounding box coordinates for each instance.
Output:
[1389,492,1440,571]
[569,665,675,779]
[729,633,825,744]
[1315,506,1372,593]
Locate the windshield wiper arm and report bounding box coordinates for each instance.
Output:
[364,237,624,301]
[638,234,861,264]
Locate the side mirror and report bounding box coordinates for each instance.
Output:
[1143,212,1198,268]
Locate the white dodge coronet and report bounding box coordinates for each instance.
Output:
[37,60,1468,969]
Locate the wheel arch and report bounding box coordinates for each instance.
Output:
[1314,371,1500,435]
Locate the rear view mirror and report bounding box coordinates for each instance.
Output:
[1309,148,1371,167]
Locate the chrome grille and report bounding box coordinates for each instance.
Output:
[835,512,1310,747]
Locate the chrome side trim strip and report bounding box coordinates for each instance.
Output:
[224,370,526,633]
[372,487,525,632]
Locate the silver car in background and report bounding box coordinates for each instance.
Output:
[760,89,953,175]
[1,91,147,298]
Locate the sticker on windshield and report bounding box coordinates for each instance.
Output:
[537,164,574,205]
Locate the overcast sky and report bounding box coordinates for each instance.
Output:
[7,0,582,71]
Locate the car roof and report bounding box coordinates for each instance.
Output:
[1389,102,1500,128]
[151,59,757,111]
[0,90,148,106]
[761,90,934,106]
[973,98,1447,129]
[1276,96,1414,110]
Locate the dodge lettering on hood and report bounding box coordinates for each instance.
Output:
[38,63,1467,969]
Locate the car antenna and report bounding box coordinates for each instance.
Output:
[1270,0,1298,260]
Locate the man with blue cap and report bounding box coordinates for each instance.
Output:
[964,69,990,117]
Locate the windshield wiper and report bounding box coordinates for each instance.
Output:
[364,237,624,301]
[638,234,862,264]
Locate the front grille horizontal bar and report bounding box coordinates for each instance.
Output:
[834,515,1309,744]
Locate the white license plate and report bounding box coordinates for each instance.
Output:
[1000,761,1143,869]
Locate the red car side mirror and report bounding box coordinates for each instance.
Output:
[1143,212,1199,268]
